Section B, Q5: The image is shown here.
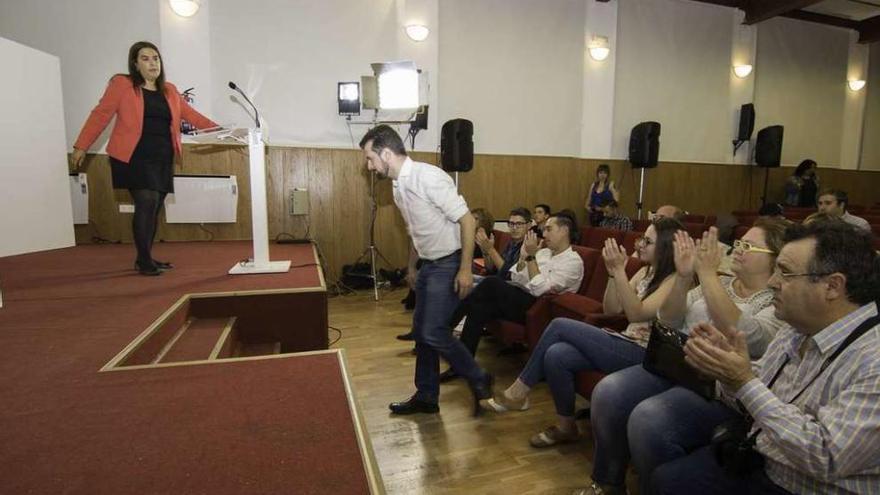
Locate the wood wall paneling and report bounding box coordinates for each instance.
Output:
[72,146,880,284]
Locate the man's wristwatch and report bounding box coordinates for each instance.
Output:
[524,255,536,262]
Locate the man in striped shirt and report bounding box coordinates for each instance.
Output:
[651,222,880,494]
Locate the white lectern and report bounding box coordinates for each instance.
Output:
[191,127,290,275]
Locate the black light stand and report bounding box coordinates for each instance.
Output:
[351,170,393,301]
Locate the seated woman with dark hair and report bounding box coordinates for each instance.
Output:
[487,217,684,448]
[577,218,789,495]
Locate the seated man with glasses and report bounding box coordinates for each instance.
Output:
[440,212,584,381]
[647,221,880,495]
[476,207,531,281]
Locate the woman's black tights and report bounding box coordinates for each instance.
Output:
[129,189,166,266]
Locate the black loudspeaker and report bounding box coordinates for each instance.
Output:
[755,125,784,168]
[441,119,474,172]
[629,121,661,168]
[737,104,755,141]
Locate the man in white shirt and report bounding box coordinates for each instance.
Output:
[440,213,584,380]
[817,189,871,232]
[359,125,493,416]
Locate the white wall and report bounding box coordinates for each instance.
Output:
[753,17,849,166]
[613,0,734,163]
[0,37,74,257]
[438,0,585,156]
[861,44,880,170]
[0,0,161,152]
[1,0,875,166]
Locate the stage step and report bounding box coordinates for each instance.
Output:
[234,341,282,358]
[157,316,237,363]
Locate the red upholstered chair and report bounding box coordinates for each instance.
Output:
[734,224,751,240]
[682,214,705,224]
[705,215,717,226]
[872,224,880,237]
[493,230,511,252]
[621,230,642,254]
[580,226,626,250]
[683,222,709,240]
[633,219,651,232]
[489,246,599,350]
[848,204,866,215]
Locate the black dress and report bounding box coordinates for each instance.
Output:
[110,87,174,193]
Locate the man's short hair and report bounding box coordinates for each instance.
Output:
[471,208,494,234]
[535,204,551,215]
[818,189,848,209]
[550,211,578,244]
[599,198,619,209]
[509,207,531,222]
[655,205,684,221]
[784,222,879,305]
[359,124,407,156]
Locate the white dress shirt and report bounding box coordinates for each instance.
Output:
[392,157,469,260]
[840,211,871,232]
[509,246,584,297]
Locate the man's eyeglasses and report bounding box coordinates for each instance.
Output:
[733,239,775,254]
[507,221,529,228]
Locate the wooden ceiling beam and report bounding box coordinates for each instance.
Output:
[742,0,826,25]
[858,14,880,44]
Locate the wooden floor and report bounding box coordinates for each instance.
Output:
[329,288,638,495]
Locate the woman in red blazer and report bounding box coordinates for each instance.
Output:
[72,41,218,275]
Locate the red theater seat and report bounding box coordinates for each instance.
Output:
[579,226,626,250]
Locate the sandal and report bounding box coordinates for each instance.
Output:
[485,393,529,413]
[529,425,579,448]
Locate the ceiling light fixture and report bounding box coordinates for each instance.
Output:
[733,64,753,78]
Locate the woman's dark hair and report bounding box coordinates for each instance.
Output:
[783,222,879,304]
[594,164,611,186]
[643,217,684,299]
[359,124,407,156]
[794,159,817,177]
[550,211,579,244]
[124,41,166,92]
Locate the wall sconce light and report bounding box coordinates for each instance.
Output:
[588,36,611,62]
[405,24,430,42]
[733,64,753,78]
[169,0,200,17]
[848,79,866,91]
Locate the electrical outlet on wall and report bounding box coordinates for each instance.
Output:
[289,188,309,215]
[119,204,135,213]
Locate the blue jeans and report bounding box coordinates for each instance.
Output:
[412,253,483,403]
[590,366,738,491]
[629,384,739,492]
[649,445,792,495]
[518,318,646,417]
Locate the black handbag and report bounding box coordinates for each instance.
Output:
[642,319,716,400]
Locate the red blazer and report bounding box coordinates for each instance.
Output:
[74,75,218,163]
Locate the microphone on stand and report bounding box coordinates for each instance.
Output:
[228,81,260,128]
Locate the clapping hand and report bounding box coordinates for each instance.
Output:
[694,227,722,277]
[673,230,696,278]
[522,230,541,258]
[602,237,628,275]
[684,322,754,391]
[475,228,495,254]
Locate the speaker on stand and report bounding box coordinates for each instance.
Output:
[754,125,784,207]
[441,118,474,188]
[628,121,661,219]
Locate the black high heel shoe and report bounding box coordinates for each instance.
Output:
[134,260,162,276]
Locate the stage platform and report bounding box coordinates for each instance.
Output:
[0,241,382,494]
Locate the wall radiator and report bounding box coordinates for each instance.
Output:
[165,175,238,224]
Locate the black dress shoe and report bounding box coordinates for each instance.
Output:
[469,372,494,417]
[134,260,162,276]
[389,396,439,415]
[439,369,460,383]
[396,331,415,341]
[152,259,173,270]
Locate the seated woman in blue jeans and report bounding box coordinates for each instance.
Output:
[486,217,685,447]
[582,218,790,495]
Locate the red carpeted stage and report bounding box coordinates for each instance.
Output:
[0,241,383,494]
